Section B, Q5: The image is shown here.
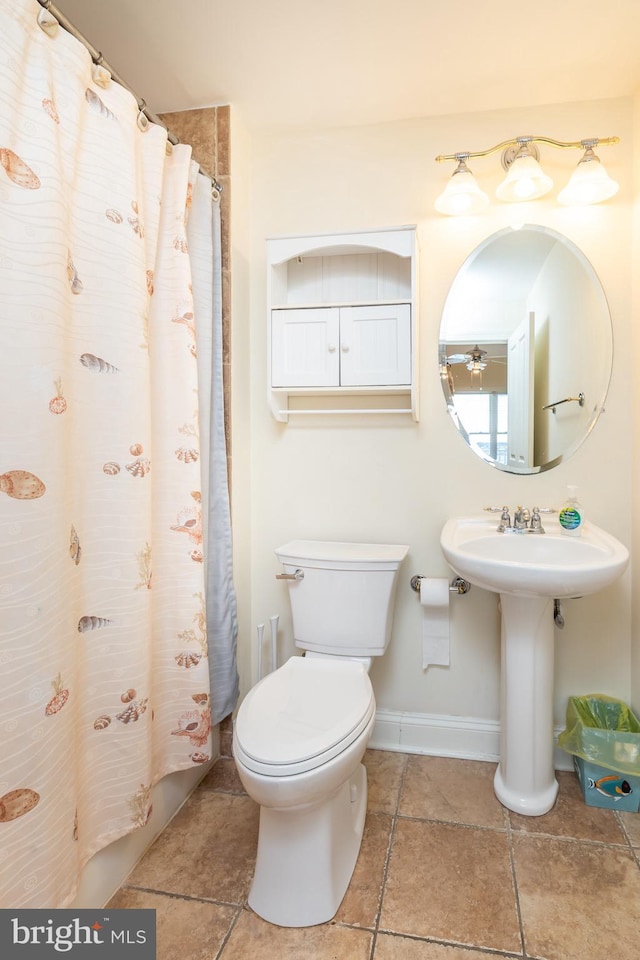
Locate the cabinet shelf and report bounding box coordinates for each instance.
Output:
[277,407,414,417]
[271,298,413,311]
[271,385,411,396]
[267,226,418,422]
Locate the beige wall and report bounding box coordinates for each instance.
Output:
[632,90,640,711]
[235,95,635,733]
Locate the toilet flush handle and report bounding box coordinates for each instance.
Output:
[275,569,304,581]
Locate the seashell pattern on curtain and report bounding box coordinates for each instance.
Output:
[0,0,216,906]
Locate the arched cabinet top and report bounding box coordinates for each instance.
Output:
[267,225,416,265]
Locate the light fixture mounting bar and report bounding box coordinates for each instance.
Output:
[435,135,620,164]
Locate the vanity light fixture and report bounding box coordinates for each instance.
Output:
[434,135,620,215]
[434,158,490,216]
[557,142,619,205]
[495,142,553,202]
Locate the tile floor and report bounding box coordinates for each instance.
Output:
[109,742,640,960]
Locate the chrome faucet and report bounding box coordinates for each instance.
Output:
[485,505,553,534]
[513,505,530,530]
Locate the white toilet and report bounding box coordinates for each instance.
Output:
[233,539,408,927]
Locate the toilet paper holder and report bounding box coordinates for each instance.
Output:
[410,575,471,595]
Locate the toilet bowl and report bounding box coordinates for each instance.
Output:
[233,539,408,928]
[233,656,375,927]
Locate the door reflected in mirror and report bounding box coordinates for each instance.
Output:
[439,224,612,474]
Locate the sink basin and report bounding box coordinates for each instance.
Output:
[440,515,629,598]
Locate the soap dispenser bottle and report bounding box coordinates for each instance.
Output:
[559,485,583,537]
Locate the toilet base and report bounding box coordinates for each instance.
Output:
[248,762,368,927]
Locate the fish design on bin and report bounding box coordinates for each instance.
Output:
[588,774,632,799]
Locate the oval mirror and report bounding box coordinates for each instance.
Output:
[439,224,612,474]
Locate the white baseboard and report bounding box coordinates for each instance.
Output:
[369,708,574,771]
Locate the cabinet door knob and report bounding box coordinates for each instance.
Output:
[341,343,350,352]
[327,343,336,353]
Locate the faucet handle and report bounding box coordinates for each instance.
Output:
[496,506,511,532]
[484,505,511,532]
[530,506,545,532]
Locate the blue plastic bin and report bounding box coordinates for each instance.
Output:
[573,756,640,812]
[559,695,640,812]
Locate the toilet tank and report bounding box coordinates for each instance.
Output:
[275,540,409,657]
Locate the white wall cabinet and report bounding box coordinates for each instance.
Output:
[272,304,411,388]
[267,227,418,421]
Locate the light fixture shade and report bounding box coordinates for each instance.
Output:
[496,152,553,202]
[557,151,619,205]
[435,161,489,216]
[469,365,484,388]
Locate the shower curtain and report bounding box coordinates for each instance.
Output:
[188,179,240,726]
[0,0,238,907]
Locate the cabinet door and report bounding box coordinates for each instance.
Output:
[339,304,411,386]
[272,308,340,387]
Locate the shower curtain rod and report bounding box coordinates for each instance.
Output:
[36,0,223,198]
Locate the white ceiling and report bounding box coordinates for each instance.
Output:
[53,0,640,133]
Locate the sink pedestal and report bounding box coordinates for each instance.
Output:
[440,514,629,817]
[494,593,558,816]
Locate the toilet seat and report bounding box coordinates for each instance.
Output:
[234,656,375,777]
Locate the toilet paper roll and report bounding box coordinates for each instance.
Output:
[420,577,450,670]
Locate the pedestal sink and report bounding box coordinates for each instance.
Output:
[440,515,629,816]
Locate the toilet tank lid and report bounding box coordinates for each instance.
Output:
[275,540,409,566]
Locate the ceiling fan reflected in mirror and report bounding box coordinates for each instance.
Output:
[443,344,506,388]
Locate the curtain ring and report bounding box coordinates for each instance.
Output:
[91,54,111,88]
[37,1,59,36]
[136,99,150,133]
